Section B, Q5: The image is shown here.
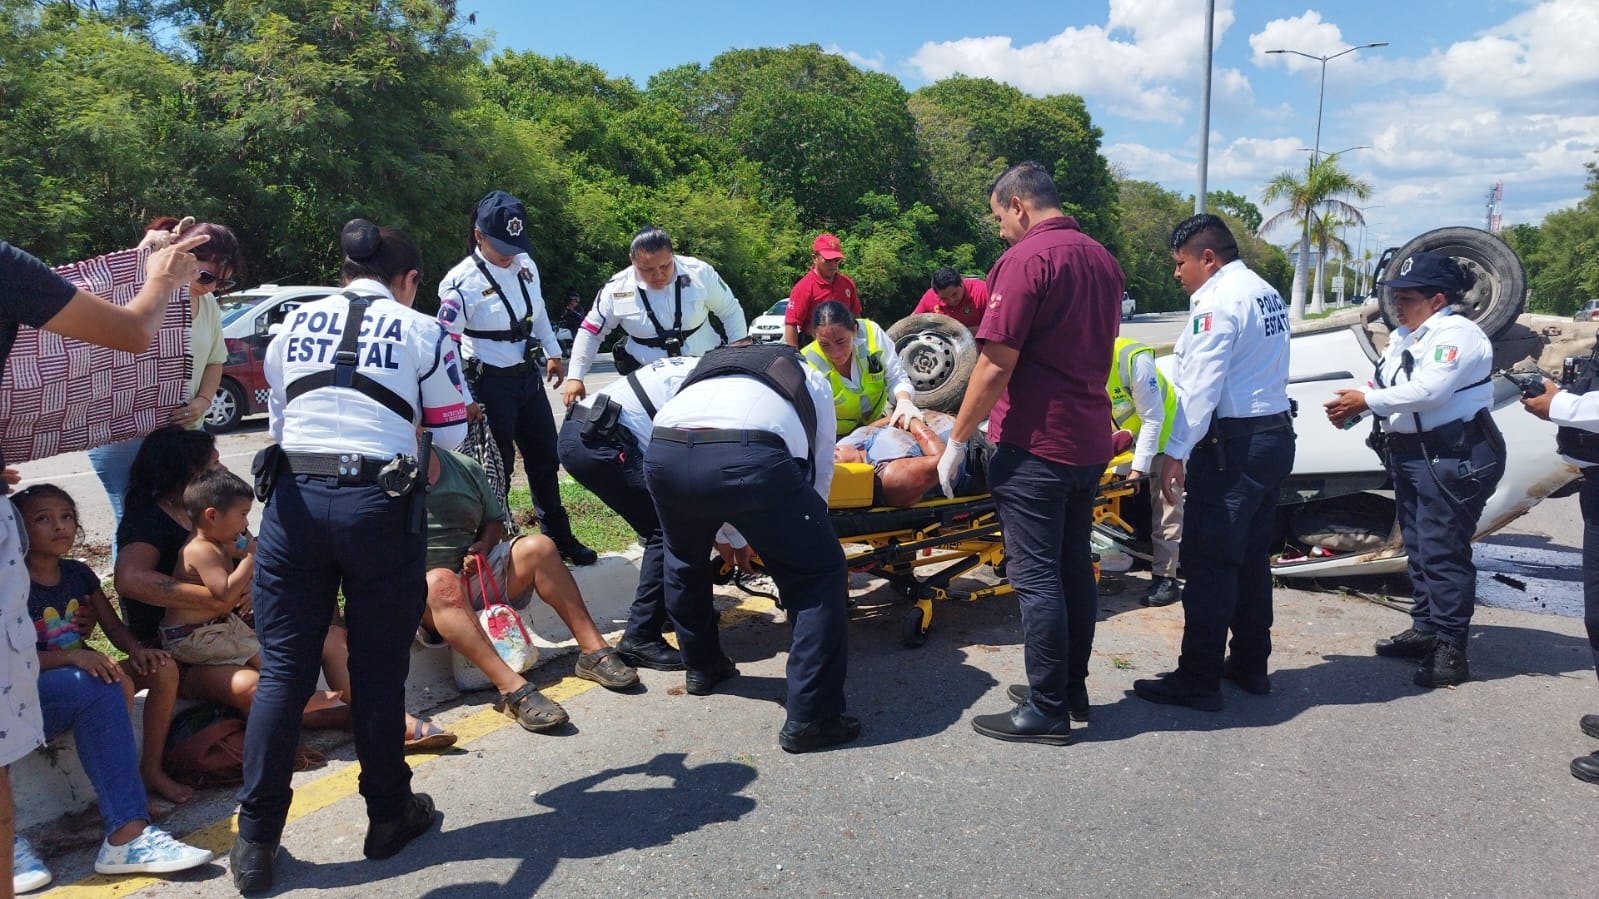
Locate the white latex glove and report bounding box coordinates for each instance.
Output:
[937,438,968,498]
[889,396,923,428]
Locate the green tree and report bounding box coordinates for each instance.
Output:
[1261,153,1371,318]
[1503,158,1599,313]
[1207,189,1262,234]
[1114,179,1189,314]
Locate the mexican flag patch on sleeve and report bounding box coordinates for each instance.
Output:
[1193,312,1213,334]
[1434,346,1458,363]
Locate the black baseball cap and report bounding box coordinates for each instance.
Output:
[475,190,535,257]
[1378,251,1467,293]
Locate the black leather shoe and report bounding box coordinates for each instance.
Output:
[1133,673,1224,711]
[684,657,738,696]
[1004,683,1090,722]
[364,793,437,860]
[779,715,862,753]
[1581,714,1599,740]
[971,703,1074,745]
[616,636,686,672]
[1375,627,1436,659]
[1573,751,1599,784]
[1414,641,1469,688]
[229,837,278,895]
[554,537,598,566]
[1141,576,1181,607]
[1222,658,1271,695]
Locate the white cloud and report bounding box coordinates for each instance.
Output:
[825,44,886,73]
[1430,0,1599,107]
[906,0,1245,123]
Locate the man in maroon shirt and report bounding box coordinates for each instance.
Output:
[784,233,861,347]
[939,161,1123,745]
[912,267,988,329]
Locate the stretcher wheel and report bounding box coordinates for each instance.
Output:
[900,605,928,648]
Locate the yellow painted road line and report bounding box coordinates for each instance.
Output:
[50,594,776,897]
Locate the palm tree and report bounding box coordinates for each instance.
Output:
[1309,209,1354,312]
[1260,153,1373,319]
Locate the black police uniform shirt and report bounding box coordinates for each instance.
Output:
[265,277,469,457]
[568,255,748,381]
[1366,307,1493,433]
[436,252,561,369]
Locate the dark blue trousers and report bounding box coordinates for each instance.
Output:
[237,475,426,844]
[644,438,848,724]
[556,418,667,643]
[1583,473,1599,678]
[1175,426,1295,689]
[473,368,575,544]
[1391,436,1503,647]
[987,444,1103,720]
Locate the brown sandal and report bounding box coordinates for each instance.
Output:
[495,682,569,732]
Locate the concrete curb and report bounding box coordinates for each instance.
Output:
[13,545,645,831]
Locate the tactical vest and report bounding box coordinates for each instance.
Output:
[1106,337,1175,452]
[677,344,820,479]
[1557,346,1599,465]
[801,320,887,433]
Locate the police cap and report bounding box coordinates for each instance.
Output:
[475,190,536,258]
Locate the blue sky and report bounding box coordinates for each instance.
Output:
[464,0,1598,263]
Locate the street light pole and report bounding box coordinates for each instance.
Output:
[1267,41,1388,319]
[1196,0,1215,214]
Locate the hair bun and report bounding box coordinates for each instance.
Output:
[341,219,383,262]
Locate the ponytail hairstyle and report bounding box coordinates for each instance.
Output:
[340,219,423,288]
[812,299,857,334]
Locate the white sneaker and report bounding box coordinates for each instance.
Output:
[13,836,52,893]
[93,825,215,875]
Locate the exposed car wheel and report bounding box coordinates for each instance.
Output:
[206,378,246,433]
[885,313,976,413]
[1378,227,1526,339]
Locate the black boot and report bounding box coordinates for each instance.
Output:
[1375,627,1436,659]
[1414,640,1469,688]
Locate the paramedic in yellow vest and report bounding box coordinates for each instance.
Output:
[802,300,923,434]
[1108,336,1183,607]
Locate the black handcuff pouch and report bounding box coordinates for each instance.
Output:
[251,444,285,502]
[376,454,420,498]
[580,396,625,444]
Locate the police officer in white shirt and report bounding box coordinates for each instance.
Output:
[1522,348,1599,783]
[232,220,469,892]
[557,356,703,672]
[644,345,860,753]
[561,226,748,401]
[1326,251,1504,690]
[1134,214,1295,712]
[437,190,595,565]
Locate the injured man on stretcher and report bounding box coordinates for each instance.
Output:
[833,411,995,507]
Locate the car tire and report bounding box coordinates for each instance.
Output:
[885,313,976,413]
[1378,227,1526,339]
[206,378,246,433]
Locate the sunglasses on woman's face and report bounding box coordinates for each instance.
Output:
[196,270,237,291]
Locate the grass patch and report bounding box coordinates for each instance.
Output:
[508,478,637,554]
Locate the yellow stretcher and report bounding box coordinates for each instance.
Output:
[825,453,1140,647]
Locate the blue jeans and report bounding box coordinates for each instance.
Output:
[87,436,145,552]
[987,444,1104,720]
[39,667,148,837]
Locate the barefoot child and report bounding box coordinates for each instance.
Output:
[15,484,194,805]
[162,469,260,669]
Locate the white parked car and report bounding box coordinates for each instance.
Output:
[207,284,340,431]
[748,299,788,344]
[1121,293,1136,320]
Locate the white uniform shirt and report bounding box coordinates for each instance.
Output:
[1550,389,1599,467]
[573,355,702,452]
[1165,260,1293,460]
[436,251,560,368]
[1126,350,1165,474]
[568,255,747,381]
[654,365,837,502]
[1366,307,1493,433]
[267,278,469,458]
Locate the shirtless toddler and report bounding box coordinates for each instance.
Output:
[162,468,260,668]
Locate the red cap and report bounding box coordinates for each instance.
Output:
[812,233,844,260]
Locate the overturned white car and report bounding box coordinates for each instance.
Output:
[889,227,1587,580]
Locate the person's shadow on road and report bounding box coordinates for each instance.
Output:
[281,752,757,897]
[1077,622,1595,743]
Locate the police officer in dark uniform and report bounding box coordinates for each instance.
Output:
[437,191,595,565]
[1134,214,1295,712]
[1325,252,1504,689]
[1522,352,1599,782]
[230,220,469,893]
[644,345,860,753]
